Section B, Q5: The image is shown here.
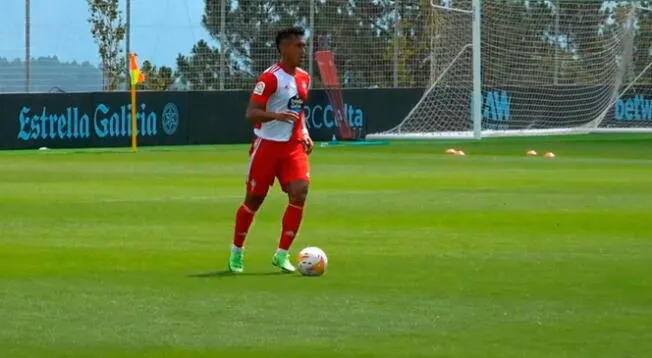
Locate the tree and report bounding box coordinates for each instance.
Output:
[313,1,395,88]
[176,39,221,90]
[631,0,652,84]
[140,60,175,91]
[177,0,397,89]
[177,0,650,90]
[177,1,311,90]
[87,0,126,91]
[389,0,454,87]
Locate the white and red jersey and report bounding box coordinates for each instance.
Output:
[250,63,310,142]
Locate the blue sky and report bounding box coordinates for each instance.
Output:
[0,0,211,67]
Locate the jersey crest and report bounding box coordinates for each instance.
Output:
[253,81,266,95]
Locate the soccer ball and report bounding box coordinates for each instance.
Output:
[296,247,328,276]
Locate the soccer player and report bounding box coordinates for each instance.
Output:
[228,27,313,273]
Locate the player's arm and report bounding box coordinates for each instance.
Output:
[301,121,313,155]
[300,104,313,154]
[301,76,314,154]
[245,101,281,123]
[246,73,298,123]
[245,101,299,123]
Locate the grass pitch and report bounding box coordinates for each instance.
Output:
[1,134,651,357]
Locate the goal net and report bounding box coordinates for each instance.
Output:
[367,0,651,140]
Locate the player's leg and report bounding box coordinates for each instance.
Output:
[272,145,310,272]
[230,192,266,273]
[229,138,276,273]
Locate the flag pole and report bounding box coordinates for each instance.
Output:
[129,53,143,153]
[131,80,137,152]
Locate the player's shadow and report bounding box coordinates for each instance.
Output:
[187,270,286,278]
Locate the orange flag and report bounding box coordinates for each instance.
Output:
[129,53,145,86]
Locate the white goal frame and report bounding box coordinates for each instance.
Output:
[366,0,652,141]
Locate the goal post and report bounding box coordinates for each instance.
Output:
[471,0,482,140]
[367,0,652,141]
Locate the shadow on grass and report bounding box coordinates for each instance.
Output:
[187,270,288,278]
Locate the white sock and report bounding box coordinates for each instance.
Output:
[276,248,288,255]
[232,245,243,253]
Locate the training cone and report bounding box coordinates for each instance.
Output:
[445,148,457,154]
[526,150,538,156]
[455,150,466,156]
[544,152,555,158]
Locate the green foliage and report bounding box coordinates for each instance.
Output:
[140,60,175,91]
[87,0,177,92]
[177,1,310,90]
[387,0,439,87]
[632,0,652,84]
[176,1,652,90]
[87,0,126,91]
[176,39,220,90]
[177,0,397,89]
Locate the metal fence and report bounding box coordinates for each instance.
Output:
[2,0,652,93]
[1,0,411,93]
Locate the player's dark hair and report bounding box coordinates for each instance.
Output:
[275,27,305,53]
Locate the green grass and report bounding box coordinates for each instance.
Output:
[1,134,651,358]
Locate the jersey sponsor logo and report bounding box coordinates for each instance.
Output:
[253,81,265,95]
[287,95,304,112]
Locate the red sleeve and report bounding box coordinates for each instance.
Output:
[250,72,277,105]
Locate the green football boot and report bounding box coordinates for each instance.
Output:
[272,250,296,273]
[228,249,244,273]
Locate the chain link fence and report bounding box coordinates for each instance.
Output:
[2,0,652,93]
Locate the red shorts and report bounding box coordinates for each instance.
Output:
[246,137,310,195]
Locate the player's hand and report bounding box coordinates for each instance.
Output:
[274,111,300,123]
[302,137,314,155]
